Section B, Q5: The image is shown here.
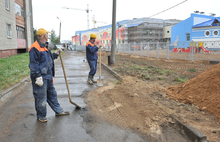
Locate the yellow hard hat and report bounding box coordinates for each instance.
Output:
[90,33,96,39]
[37,28,50,36]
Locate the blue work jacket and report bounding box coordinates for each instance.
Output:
[86,40,99,61]
[29,40,58,79]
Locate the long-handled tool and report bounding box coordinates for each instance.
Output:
[97,48,104,86]
[59,52,81,109]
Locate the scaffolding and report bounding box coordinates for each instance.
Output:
[124,18,164,45]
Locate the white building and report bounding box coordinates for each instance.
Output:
[0,0,33,58]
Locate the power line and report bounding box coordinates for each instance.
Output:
[149,0,188,18]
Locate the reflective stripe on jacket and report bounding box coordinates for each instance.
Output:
[86,40,99,61]
[29,40,58,78]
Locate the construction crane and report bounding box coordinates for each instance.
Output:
[62,4,92,29]
[91,15,107,28]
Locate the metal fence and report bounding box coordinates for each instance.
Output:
[74,41,220,61]
[116,41,220,61]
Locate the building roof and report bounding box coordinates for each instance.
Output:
[75,29,99,35]
[192,18,220,28]
[125,23,140,28]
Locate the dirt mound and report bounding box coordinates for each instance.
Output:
[166,63,220,123]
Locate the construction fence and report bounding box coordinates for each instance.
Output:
[74,41,220,61]
[115,41,220,62]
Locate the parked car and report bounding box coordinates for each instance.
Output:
[55,44,65,51]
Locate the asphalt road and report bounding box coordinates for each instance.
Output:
[0,51,145,142]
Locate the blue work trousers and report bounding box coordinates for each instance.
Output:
[31,77,63,119]
[88,60,97,75]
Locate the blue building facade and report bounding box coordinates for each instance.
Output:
[171,13,220,50]
[171,13,216,42]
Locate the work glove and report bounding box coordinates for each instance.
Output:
[35,76,43,87]
[98,45,102,48]
[55,48,63,55]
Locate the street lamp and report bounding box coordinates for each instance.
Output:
[57,17,61,44]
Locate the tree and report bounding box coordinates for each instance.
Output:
[33,28,37,41]
[50,29,59,44]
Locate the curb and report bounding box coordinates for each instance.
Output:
[170,115,208,142]
[0,52,62,104]
[100,62,209,142]
[0,76,30,103]
[101,63,123,81]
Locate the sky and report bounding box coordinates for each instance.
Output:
[32,0,220,41]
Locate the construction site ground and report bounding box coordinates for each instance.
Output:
[86,51,220,142]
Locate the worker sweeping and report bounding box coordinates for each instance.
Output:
[29,28,70,123]
[86,34,101,85]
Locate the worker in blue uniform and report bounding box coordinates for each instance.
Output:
[86,34,101,85]
[29,28,69,123]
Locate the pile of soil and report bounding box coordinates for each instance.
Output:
[166,63,220,123]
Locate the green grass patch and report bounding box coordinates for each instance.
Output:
[113,69,120,72]
[163,70,174,75]
[186,68,196,72]
[157,77,166,80]
[0,53,30,92]
[174,76,188,83]
[113,80,121,85]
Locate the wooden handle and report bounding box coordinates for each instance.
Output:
[59,53,81,108]
[99,49,101,79]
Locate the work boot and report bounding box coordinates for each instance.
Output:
[56,110,70,116]
[38,117,48,123]
[91,75,97,83]
[87,74,94,85]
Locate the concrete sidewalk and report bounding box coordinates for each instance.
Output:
[0,51,97,142]
[0,51,146,142]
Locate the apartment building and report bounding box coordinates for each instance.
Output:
[0,0,33,58]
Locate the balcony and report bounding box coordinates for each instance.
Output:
[17,39,26,49]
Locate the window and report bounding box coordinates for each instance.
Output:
[15,3,24,17]
[119,40,121,44]
[109,33,111,38]
[100,35,102,38]
[6,24,11,37]
[103,40,105,44]
[16,26,25,39]
[186,34,190,41]
[106,33,108,38]
[101,41,102,44]
[5,0,9,10]
[103,34,105,38]
[122,31,124,36]
[107,40,108,44]
[118,32,120,37]
[205,30,211,37]
[213,30,219,36]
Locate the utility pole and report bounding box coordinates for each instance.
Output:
[117,22,120,50]
[57,17,61,44]
[110,0,116,64]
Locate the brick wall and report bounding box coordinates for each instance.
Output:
[0,49,17,58]
[16,15,25,27]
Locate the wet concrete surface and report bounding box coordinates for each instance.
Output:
[0,51,146,142]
